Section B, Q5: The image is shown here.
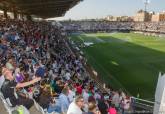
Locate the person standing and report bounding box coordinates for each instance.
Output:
[1,65,41,109]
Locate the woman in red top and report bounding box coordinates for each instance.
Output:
[76,83,82,95]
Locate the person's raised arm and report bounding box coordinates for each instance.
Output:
[16,77,41,88]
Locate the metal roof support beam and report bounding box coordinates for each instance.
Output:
[15,0,75,7]
[26,14,32,21]
[3,9,8,19]
[13,9,17,19]
[20,13,24,20]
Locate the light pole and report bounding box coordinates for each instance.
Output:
[144,0,150,12]
[143,0,150,23]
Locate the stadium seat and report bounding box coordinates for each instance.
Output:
[33,98,60,114]
[33,99,47,114]
[2,98,18,114]
[2,97,30,114]
[0,92,4,100]
[34,99,40,111]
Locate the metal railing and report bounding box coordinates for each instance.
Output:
[131,96,154,113]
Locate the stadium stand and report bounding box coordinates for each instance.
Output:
[0,17,135,114]
[0,18,113,114]
[61,20,165,35]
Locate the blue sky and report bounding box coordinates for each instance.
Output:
[52,0,165,20]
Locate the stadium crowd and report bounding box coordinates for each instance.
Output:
[61,20,165,34]
[0,18,132,114]
[61,21,132,32]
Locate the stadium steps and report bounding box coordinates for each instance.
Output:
[0,99,42,114]
[84,64,108,93]
[0,99,7,114]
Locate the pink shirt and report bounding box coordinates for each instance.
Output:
[108,108,117,114]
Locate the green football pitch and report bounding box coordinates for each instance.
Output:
[70,32,165,99]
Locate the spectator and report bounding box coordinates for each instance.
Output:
[83,87,89,104]
[47,97,61,113]
[108,104,117,114]
[67,95,84,114]
[97,99,108,114]
[1,65,41,109]
[84,102,101,114]
[59,87,70,114]
[121,96,131,114]
[38,86,51,109]
[68,86,76,103]
[112,91,120,110]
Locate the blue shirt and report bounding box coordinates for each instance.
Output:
[59,93,70,113]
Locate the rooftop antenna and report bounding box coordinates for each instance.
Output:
[144,0,150,12]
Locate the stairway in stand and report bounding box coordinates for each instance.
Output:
[0,99,42,114]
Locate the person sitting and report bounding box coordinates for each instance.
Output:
[97,99,108,114]
[84,102,101,114]
[47,94,61,114]
[38,85,51,109]
[15,67,25,83]
[108,104,117,114]
[67,95,84,114]
[52,78,64,94]
[59,87,70,114]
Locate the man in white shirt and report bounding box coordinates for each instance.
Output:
[67,95,84,114]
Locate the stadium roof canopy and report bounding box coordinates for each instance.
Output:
[0,0,82,18]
